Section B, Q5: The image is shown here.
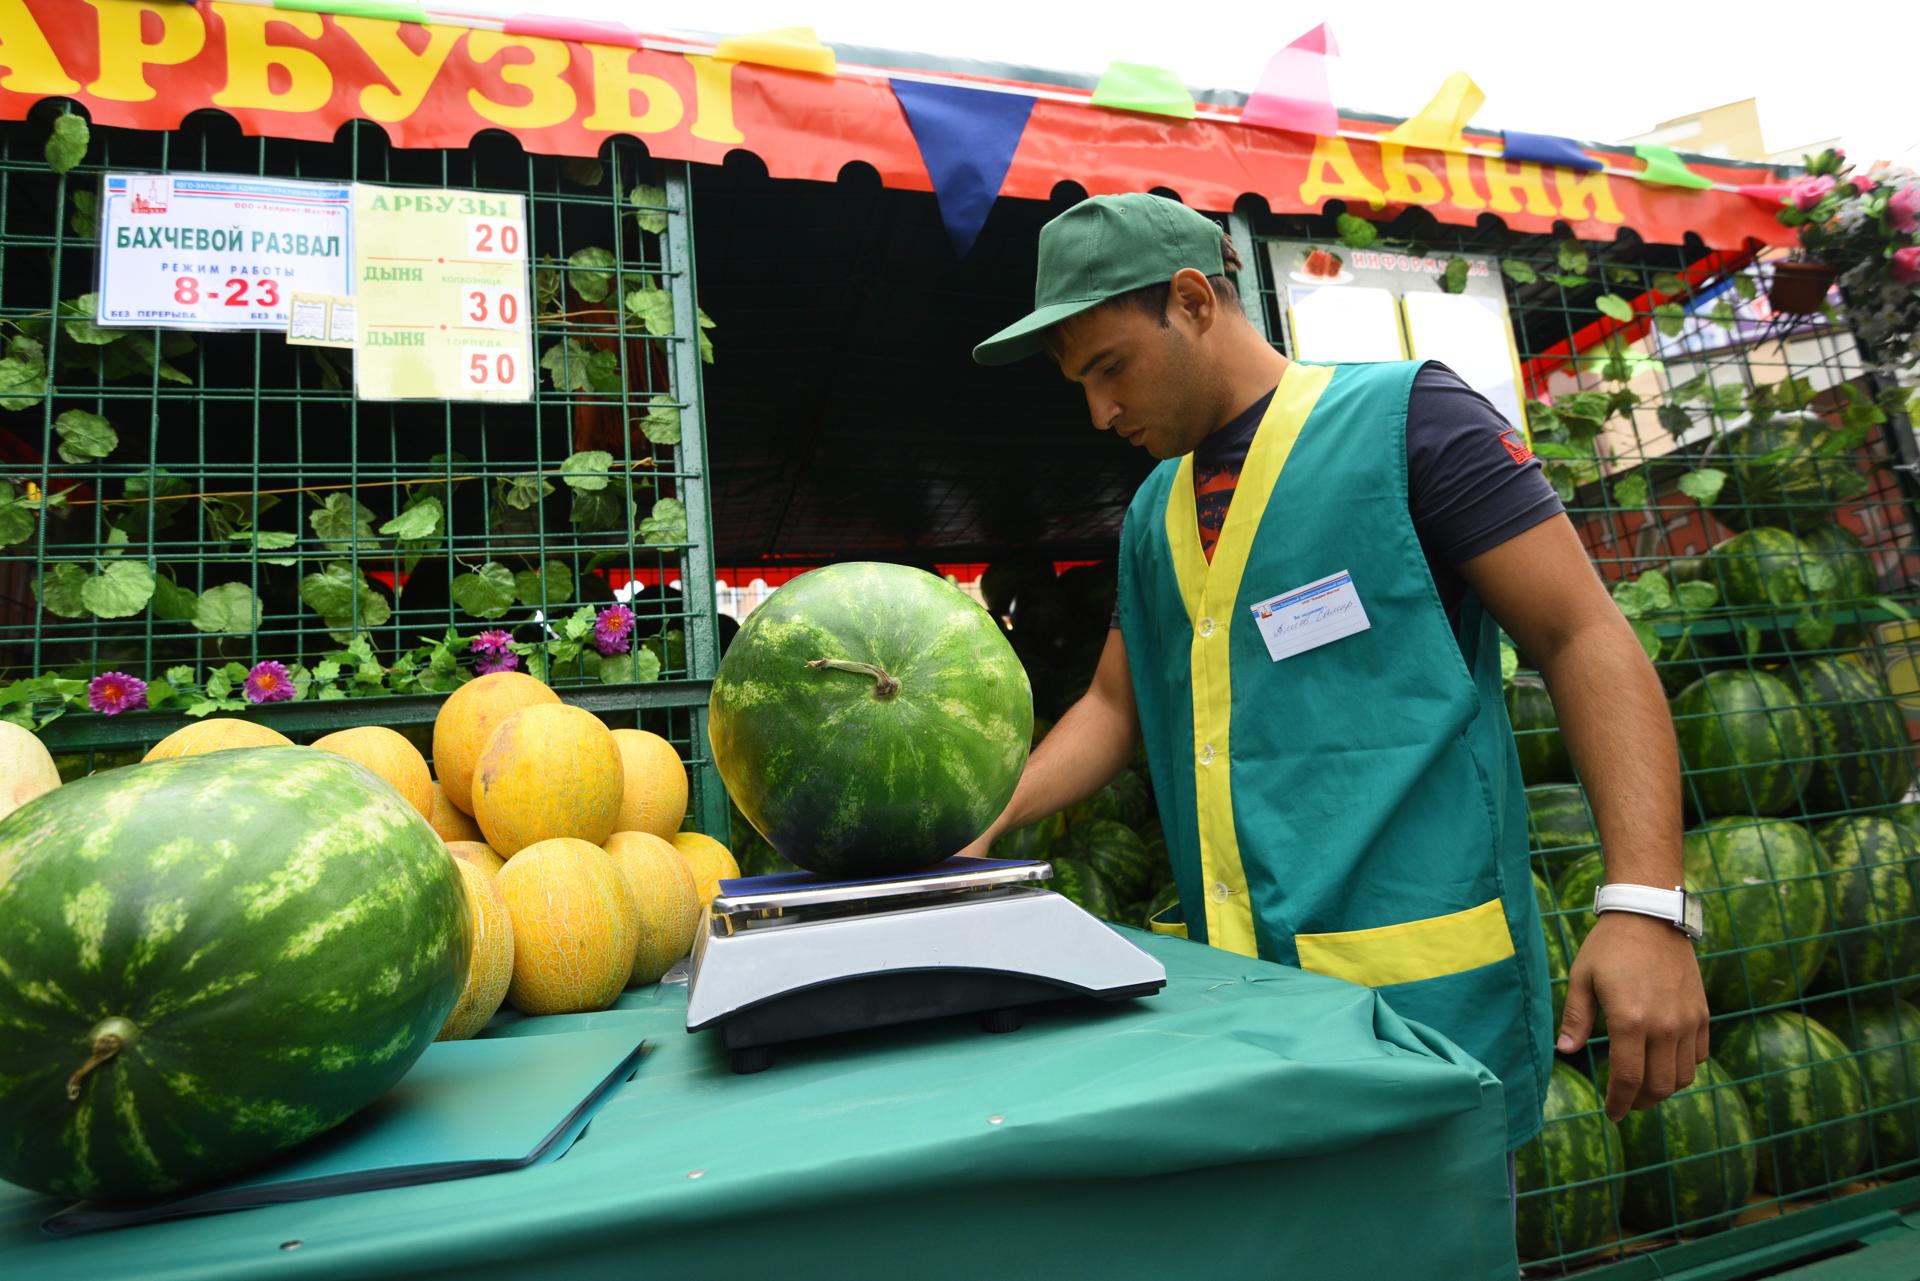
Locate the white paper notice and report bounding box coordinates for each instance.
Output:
[1249,570,1372,663]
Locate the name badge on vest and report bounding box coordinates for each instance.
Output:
[1249,570,1372,663]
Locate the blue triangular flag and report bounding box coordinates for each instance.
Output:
[1501,130,1601,172]
[891,79,1036,258]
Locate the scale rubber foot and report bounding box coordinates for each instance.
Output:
[979,1008,1024,1034]
[730,1045,775,1074]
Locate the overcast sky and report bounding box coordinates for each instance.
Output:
[557,0,1920,167]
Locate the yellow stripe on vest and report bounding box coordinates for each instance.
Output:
[1294,898,1517,988]
[1163,362,1336,958]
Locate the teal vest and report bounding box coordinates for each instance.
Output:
[1117,360,1550,1148]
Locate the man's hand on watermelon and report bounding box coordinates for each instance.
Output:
[1461,514,1711,1122]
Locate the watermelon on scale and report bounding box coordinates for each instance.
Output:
[1614,1057,1757,1232]
[1716,1011,1869,1195]
[1684,817,1830,1015]
[708,563,1033,879]
[1513,1062,1625,1261]
[1671,670,1813,817]
[0,748,469,1201]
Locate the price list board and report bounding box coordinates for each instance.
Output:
[351,185,533,402]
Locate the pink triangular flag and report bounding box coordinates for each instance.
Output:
[1241,23,1340,137]
[1734,181,1795,203]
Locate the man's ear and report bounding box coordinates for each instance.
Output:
[1168,268,1217,331]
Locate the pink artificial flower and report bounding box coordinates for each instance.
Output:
[86,671,147,716]
[1888,185,1920,235]
[242,660,295,704]
[1893,245,1920,285]
[1853,175,1877,194]
[469,629,520,674]
[1792,175,1836,211]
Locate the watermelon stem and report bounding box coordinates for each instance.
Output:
[66,1017,139,1102]
[805,658,901,700]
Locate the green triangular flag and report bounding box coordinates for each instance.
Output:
[1091,62,1195,119]
[1632,144,1713,190]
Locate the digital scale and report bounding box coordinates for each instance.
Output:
[685,857,1167,1073]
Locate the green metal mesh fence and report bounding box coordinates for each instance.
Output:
[1251,209,1920,1276]
[0,103,725,836]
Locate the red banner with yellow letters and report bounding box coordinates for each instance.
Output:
[0,0,1791,248]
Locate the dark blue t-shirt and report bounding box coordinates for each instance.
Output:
[1115,362,1563,634]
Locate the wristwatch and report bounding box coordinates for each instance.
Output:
[1592,884,1705,942]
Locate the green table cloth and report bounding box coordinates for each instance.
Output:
[1,929,1519,1278]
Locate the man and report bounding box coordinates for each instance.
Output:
[962,193,1708,1153]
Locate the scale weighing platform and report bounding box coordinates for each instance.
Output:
[685,856,1167,1073]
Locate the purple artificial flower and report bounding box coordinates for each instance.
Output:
[594,604,635,655]
[86,671,147,716]
[471,628,513,655]
[470,629,520,675]
[243,660,295,704]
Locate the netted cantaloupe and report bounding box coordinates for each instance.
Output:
[431,672,559,816]
[495,838,638,1015]
[445,841,505,877]
[311,725,433,818]
[428,781,485,843]
[0,722,59,824]
[437,856,515,1040]
[605,831,702,984]
[610,729,689,839]
[473,704,623,857]
[142,717,291,762]
[672,831,741,907]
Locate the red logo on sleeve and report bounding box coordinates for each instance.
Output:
[1497,427,1534,465]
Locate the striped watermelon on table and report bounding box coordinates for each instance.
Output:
[1058,819,1153,903]
[1507,674,1572,785]
[1614,1057,1757,1232]
[1780,653,1916,813]
[1526,784,1599,870]
[1684,817,1830,1015]
[1812,998,1920,1169]
[1048,858,1119,920]
[1716,1011,1869,1194]
[1810,815,1920,994]
[1513,1062,1625,1261]
[1671,670,1814,817]
[991,811,1066,861]
[0,748,468,1201]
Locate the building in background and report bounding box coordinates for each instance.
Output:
[1624,97,1837,167]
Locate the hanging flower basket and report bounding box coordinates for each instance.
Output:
[1768,261,1837,315]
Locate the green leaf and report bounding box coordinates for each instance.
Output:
[1675,580,1719,611]
[567,246,617,303]
[623,286,675,336]
[1705,301,1740,330]
[1612,472,1649,510]
[1875,596,1913,623]
[561,449,614,492]
[638,497,687,546]
[638,397,681,446]
[0,349,47,410]
[1652,272,1687,296]
[1606,266,1637,286]
[34,562,86,617]
[1652,302,1687,338]
[70,189,97,238]
[53,408,116,463]
[1542,462,1576,503]
[1794,613,1837,650]
[59,294,118,345]
[1628,619,1661,660]
[191,581,259,634]
[80,560,154,618]
[514,560,574,608]
[1595,294,1634,323]
[1801,560,1838,595]
[534,259,562,310]
[1557,241,1591,275]
[151,572,197,622]
[540,338,596,393]
[309,492,376,547]
[1710,384,1746,416]
[1676,467,1726,507]
[1529,441,1591,460]
[1500,641,1518,686]
[559,157,604,188]
[45,113,88,175]
[598,647,662,685]
[0,483,33,547]
[628,183,669,235]
[1655,404,1692,436]
[568,487,629,532]
[450,561,516,619]
[300,561,390,631]
[1439,259,1470,294]
[378,495,442,540]
[1733,273,1758,301]
[203,670,231,700]
[1335,214,1377,249]
[502,472,554,510]
[1546,274,1591,288]
[1500,259,1538,285]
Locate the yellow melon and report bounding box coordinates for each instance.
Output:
[671,831,741,907]
[0,722,60,824]
[437,856,515,1040]
[310,725,433,818]
[495,838,639,1015]
[473,704,623,857]
[142,717,292,762]
[605,831,702,985]
[431,672,559,816]
[609,729,689,839]
[445,840,505,878]
[428,781,485,843]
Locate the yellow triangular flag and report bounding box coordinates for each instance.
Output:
[712,26,837,77]
[1382,72,1485,152]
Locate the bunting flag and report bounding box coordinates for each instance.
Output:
[712,26,837,76]
[1499,130,1600,173]
[1382,72,1484,152]
[501,15,642,46]
[1091,62,1196,119]
[1632,144,1713,190]
[891,80,1036,258]
[1734,181,1796,203]
[1241,23,1339,137]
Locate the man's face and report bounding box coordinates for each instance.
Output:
[1050,296,1216,460]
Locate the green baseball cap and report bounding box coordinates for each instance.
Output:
[972,193,1225,366]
